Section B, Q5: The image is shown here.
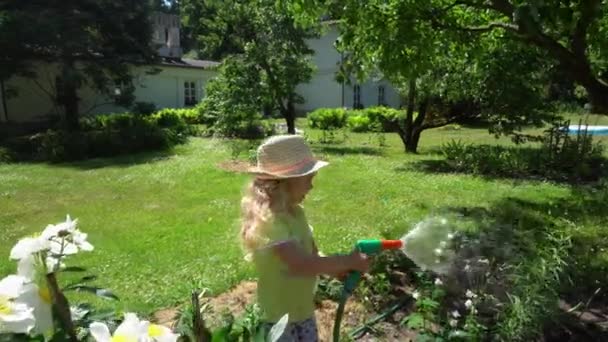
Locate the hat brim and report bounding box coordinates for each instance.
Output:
[248,160,329,179]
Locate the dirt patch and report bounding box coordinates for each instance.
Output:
[152,281,414,341]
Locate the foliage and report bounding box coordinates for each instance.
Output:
[287,0,565,153]
[346,107,405,133]
[1,112,197,162]
[289,0,608,113]
[307,108,348,131]
[0,0,159,129]
[439,122,606,182]
[199,57,275,139]
[131,102,157,116]
[182,0,317,133]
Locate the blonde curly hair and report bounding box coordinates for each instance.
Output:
[240,178,290,259]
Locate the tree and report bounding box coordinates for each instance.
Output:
[291,0,608,114]
[181,0,317,134]
[289,1,553,152]
[199,56,271,138]
[0,0,159,129]
[426,0,608,114]
[0,9,36,122]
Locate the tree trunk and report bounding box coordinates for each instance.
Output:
[402,79,416,152]
[576,74,608,113]
[59,61,80,130]
[1,79,8,122]
[284,97,296,134]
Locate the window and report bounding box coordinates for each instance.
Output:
[165,28,169,43]
[184,81,197,106]
[353,84,361,108]
[378,85,386,106]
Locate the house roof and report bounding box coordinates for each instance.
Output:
[160,57,220,70]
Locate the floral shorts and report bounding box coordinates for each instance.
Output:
[264,317,318,342]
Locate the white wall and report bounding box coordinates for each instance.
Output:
[296,23,403,113]
[0,62,217,123]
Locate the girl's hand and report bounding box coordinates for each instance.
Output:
[346,251,371,273]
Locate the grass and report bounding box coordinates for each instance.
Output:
[1,112,607,319]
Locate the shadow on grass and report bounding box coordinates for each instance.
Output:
[439,187,608,341]
[313,145,383,156]
[68,149,177,170]
[2,148,178,170]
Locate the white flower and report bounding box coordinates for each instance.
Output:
[434,248,443,257]
[464,264,471,272]
[439,241,447,249]
[434,278,443,286]
[449,319,458,327]
[465,290,478,299]
[451,310,461,318]
[18,282,54,336]
[90,313,146,342]
[0,275,35,334]
[10,236,48,260]
[464,299,473,309]
[43,216,93,257]
[90,313,178,342]
[144,322,179,342]
[447,233,455,240]
[412,291,420,300]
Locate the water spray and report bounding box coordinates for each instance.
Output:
[333,217,455,342]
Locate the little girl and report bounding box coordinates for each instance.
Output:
[240,135,370,341]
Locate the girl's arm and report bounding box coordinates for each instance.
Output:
[273,241,369,277]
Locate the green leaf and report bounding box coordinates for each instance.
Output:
[402,312,425,329]
[211,326,231,342]
[419,298,440,309]
[62,285,119,300]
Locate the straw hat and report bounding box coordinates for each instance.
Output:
[248,135,328,179]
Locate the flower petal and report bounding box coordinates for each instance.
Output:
[89,322,112,342]
[0,303,35,334]
[17,255,38,280]
[10,237,47,260]
[115,312,143,337]
[0,275,26,298]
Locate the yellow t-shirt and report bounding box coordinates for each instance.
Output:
[252,206,317,323]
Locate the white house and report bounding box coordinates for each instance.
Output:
[295,22,402,113]
[1,16,401,124]
[0,13,218,123]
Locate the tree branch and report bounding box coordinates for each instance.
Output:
[456,21,519,33]
[421,117,460,130]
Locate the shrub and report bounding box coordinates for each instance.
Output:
[0,146,14,163]
[207,119,275,139]
[307,108,348,130]
[150,109,188,128]
[439,122,606,182]
[361,106,404,132]
[4,112,193,162]
[131,101,157,115]
[346,113,373,132]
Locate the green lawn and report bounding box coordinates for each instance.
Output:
[1,114,606,316]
